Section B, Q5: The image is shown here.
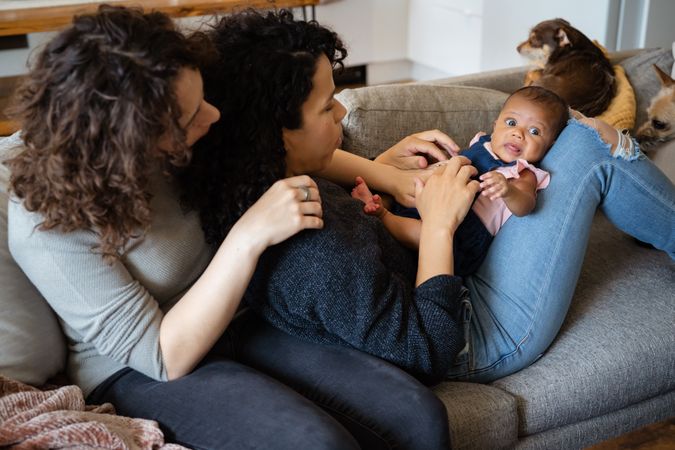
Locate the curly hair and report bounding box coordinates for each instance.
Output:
[180,9,347,246]
[6,5,213,260]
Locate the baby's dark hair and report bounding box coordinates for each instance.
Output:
[507,86,569,140]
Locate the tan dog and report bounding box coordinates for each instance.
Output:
[517,18,616,117]
[635,65,675,149]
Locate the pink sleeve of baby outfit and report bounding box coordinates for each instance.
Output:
[472,160,550,236]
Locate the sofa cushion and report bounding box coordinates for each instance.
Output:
[492,213,675,436]
[337,84,508,159]
[620,47,674,131]
[433,381,518,450]
[0,132,67,385]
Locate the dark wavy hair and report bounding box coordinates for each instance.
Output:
[179,9,346,246]
[5,5,213,260]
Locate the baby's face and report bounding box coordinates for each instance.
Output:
[491,95,555,163]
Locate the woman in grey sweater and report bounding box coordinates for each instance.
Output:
[6,5,475,450]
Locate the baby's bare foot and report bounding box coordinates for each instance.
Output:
[351,176,385,216]
[351,176,373,202]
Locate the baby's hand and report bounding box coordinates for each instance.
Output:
[479,171,509,200]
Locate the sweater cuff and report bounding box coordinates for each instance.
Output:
[416,274,468,308]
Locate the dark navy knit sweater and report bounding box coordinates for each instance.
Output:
[245,178,469,380]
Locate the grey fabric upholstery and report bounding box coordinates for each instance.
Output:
[337,84,507,158]
[493,213,675,436]
[515,391,675,450]
[620,47,675,129]
[433,382,518,450]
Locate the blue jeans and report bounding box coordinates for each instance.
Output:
[447,120,675,382]
[89,310,450,450]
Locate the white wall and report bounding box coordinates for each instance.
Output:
[404,0,618,78]
[0,32,55,77]
[480,0,617,72]
[317,0,410,84]
[1,0,674,82]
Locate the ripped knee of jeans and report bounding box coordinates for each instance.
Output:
[612,129,644,161]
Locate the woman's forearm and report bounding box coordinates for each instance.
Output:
[416,224,454,286]
[159,225,262,380]
[317,150,397,192]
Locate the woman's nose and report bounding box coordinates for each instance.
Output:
[335,100,347,122]
[203,100,221,125]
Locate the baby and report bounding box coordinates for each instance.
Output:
[352,86,569,276]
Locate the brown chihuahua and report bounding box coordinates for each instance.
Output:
[635,64,675,149]
[517,18,616,117]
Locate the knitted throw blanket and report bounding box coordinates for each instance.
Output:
[0,375,187,450]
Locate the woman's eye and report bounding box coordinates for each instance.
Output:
[529,127,541,136]
[505,118,516,126]
[325,101,335,112]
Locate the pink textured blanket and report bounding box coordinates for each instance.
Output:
[0,375,188,449]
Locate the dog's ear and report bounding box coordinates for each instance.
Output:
[556,28,571,47]
[653,64,674,87]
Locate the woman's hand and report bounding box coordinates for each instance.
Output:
[414,157,479,285]
[374,129,459,170]
[415,157,480,233]
[230,175,323,253]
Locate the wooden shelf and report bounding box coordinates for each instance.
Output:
[0,0,319,36]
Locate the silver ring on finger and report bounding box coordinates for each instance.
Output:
[299,186,311,202]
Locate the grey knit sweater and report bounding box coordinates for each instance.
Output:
[246,178,469,380]
[8,171,213,396]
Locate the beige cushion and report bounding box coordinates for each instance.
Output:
[0,132,67,385]
[337,84,508,158]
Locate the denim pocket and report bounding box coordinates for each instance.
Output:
[450,293,473,372]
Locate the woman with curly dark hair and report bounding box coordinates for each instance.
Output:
[185,7,478,385]
[6,5,458,449]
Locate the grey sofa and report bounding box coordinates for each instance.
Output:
[335,48,675,449]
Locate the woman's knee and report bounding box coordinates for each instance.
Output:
[97,360,360,450]
[383,380,450,450]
